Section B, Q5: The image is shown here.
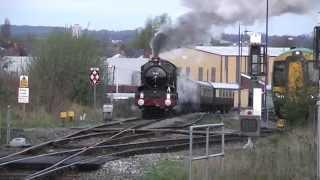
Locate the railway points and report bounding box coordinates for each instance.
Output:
[0,112,259,179]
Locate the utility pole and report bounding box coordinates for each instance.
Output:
[314,22,320,180]
[264,0,269,126]
[6,105,11,144]
[238,23,241,110]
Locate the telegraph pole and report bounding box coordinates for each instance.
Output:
[264,0,269,126]
[238,23,241,110]
[315,23,320,180]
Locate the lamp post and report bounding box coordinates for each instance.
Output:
[264,0,269,125]
[243,30,252,74]
[238,23,241,110]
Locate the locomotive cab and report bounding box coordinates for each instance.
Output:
[272,48,316,124]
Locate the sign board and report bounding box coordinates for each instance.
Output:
[250,32,262,44]
[18,88,29,104]
[240,115,260,137]
[19,75,28,88]
[90,67,100,85]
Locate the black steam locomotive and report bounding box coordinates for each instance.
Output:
[135,57,178,116]
[135,57,235,117]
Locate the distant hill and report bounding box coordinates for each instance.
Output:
[10,25,137,43]
[217,33,313,49]
[9,25,313,48]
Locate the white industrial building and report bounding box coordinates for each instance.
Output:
[0,56,32,75]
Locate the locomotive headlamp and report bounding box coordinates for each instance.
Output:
[165,99,172,106]
[138,99,144,106]
[275,92,284,99]
[140,92,144,99]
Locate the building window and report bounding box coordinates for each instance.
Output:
[198,67,203,81]
[186,67,190,77]
[225,56,228,83]
[211,67,216,82]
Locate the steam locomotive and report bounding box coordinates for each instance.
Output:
[134,57,235,117]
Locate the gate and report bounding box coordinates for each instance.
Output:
[188,123,225,180]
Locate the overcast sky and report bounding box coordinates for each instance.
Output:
[0,0,319,35]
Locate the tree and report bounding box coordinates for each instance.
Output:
[29,32,103,112]
[130,14,171,54]
[1,18,11,39]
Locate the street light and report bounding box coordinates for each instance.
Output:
[264,0,269,125]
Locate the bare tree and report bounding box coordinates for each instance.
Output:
[1,18,11,39]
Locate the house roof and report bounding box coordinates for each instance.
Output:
[195,46,290,57]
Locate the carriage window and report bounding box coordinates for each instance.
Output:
[198,67,203,81]
[211,67,216,82]
[186,67,191,78]
[216,90,220,97]
[273,61,286,86]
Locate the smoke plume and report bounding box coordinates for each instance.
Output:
[152,0,317,53]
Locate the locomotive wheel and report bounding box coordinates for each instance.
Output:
[142,109,151,119]
[142,108,165,119]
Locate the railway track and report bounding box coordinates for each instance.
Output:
[0,113,268,179]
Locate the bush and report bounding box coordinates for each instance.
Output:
[280,86,316,126]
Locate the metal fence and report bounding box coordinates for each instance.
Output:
[188,123,225,180]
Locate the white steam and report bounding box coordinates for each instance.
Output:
[175,76,200,112]
[157,0,317,50]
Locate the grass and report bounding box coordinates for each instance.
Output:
[141,160,187,180]
[0,105,105,129]
[140,125,315,180]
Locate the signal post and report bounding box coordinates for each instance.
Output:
[18,75,29,121]
[314,24,320,179]
[90,67,100,110]
[240,32,267,143]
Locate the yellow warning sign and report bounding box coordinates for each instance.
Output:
[20,75,28,88]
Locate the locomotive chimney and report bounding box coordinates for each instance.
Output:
[151,32,167,60]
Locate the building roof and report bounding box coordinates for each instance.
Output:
[211,82,239,90]
[195,46,290,57]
